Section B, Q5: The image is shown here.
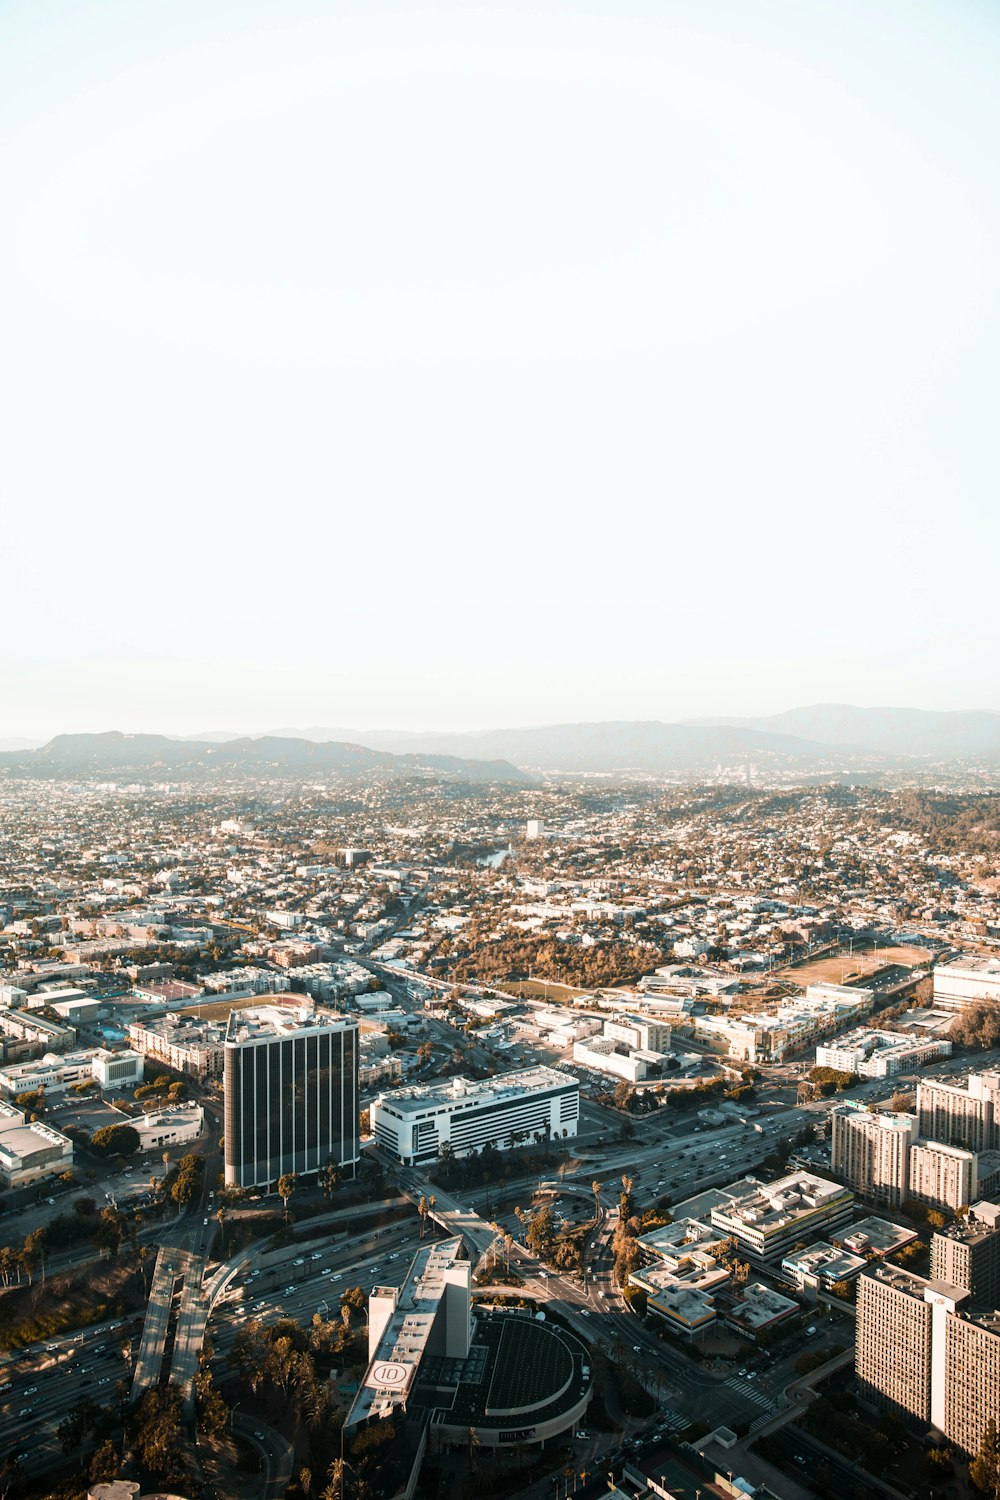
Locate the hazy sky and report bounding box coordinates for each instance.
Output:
[2,0,998,738]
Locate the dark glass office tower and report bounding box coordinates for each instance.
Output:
[223,1005,359,1189]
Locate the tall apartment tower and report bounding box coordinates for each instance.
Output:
[223,1004,359,1190]
[831,1106,918,1207]
[931,1203,1000,1312]
[909,1141,978,1215]
[856,1267,936,1424]
[857,1263,1000,1455]
[917,1073,1000,1153]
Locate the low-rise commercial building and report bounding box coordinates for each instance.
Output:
[781,1240,868,1294]
[709,1172,853,1265]
[724,1282,799,1342]
[0,1047,143,1099]
[0,1117,73,1188]
[0,1008,76,1051]
[134,1103,204,1151]
[629,1247,729,1341]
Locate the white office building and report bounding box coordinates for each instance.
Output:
[0,1047,143,1099]
[932,955,1000,1013]
[371,1066,579,1164]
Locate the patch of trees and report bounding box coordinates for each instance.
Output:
[885,790,1000,856]
[426,1135,572,1191]
[231,1311,367,1482]
[163,1150,204,1207]
[14,1088,46,1115]
[970,1417,1000,1498]
[132,1385,192,1491]
[951,1002,1000,1052]
[435,924,674,990]
[663,1077,728,1110]
[808,1066,860,1095]
[512,1200,592,1273]
[90,1123,141,1158]
[134,1071,187,1104]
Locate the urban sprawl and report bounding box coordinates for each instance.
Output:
[2,772,1000,1500]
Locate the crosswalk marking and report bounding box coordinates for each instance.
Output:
[725,1376,774,1410]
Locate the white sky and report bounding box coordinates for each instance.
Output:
[2,0,998,738]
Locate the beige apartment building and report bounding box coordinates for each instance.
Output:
[857,1262,1000,1455]
[856,1268,934,1424]
[944,1312,1000,1457]
[128,1015,227,1080]
[909,1140,978,1215]
[917,1073,1000,1154]
[831,1105,917,1208]
[931,1204,1000,1312]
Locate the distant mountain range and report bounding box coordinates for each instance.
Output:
[246,704,1000,769]
[687,705,1000,758]
[0,732,531,784]
[3,706,998,780]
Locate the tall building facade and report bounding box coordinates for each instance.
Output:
[931,1203,1000,1312]
[917,1073,1000,1154]
[831,1106,918,1207]
[909,1141,978,1214]
[856,1267,934,1424]
[223,1004,359,1189]
[857,1263,1000,1455]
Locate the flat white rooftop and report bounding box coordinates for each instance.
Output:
[376,1065,576,1118]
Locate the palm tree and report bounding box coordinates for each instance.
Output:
[418,1195,429,1239]
[320,1460,345,1500]
[216,1204,228,1257]
[592,1180,602,1218]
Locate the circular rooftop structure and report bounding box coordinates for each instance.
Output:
[420,1310,591,1448]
